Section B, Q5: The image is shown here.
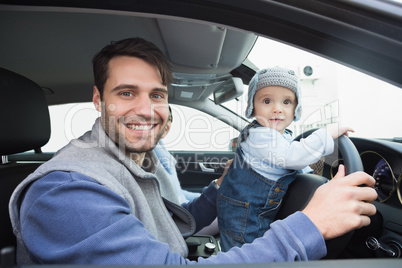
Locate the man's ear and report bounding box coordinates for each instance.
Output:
[161,121,171,139]
[93,86,101,112]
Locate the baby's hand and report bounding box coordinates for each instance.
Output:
[326,124,354,139]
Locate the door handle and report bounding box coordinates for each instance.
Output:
[199,163,215,173]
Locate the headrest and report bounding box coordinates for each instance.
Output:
[0,68,50,155]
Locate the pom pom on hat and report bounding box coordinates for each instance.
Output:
[245,66,302,121]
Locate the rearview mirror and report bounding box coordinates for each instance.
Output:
[213,77,243,105]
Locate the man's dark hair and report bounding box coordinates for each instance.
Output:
[168,105,173,123]
[92,37,172,99]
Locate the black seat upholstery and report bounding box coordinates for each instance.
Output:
[0,68,51,253]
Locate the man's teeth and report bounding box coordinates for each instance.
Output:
[126,124,153,130]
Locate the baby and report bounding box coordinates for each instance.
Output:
[217,66,353,251]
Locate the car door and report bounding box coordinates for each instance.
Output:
[172,150,235,193]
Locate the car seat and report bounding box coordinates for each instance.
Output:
[0,67,50,263]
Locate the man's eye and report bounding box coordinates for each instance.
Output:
[152,93,164,99]
[121,92,132,97]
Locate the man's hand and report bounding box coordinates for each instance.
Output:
[302,164,377,240]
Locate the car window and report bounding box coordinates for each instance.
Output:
[44,103,239,152]
[164,105,239,151]
[43,103,99,152]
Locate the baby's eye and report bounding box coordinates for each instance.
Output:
[263,99,271,104]
[284,99,291,105]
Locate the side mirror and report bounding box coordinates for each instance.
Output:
[228,137,238,152]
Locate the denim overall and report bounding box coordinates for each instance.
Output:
[217,121,298,252]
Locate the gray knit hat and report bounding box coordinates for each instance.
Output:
[245,66,302,121]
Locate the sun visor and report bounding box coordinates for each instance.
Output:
[158,19,226,69]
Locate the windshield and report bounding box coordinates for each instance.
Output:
[222,36,402,140]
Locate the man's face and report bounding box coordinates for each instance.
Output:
[93,56,169,154]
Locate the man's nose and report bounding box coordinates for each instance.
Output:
[133,94,153,117]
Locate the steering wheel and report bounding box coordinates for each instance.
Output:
[275,128,363,259]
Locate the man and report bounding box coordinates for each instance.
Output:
[9,37,377,265]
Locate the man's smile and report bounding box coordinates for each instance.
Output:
[124,123,156,131]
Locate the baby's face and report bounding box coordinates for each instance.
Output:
[252,86,297,133]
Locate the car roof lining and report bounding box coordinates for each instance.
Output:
[0,5,256,105]
[1,0,401,108]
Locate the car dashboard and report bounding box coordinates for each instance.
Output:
[351,137,402,210]
[334,137,402,259]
